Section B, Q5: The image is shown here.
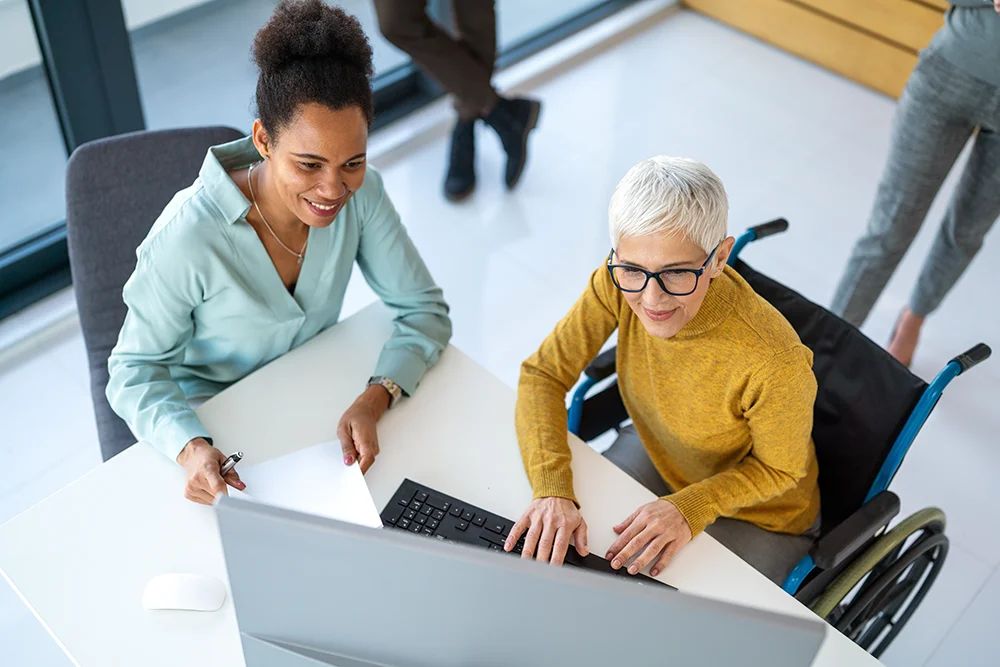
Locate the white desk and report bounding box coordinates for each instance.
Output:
[0,304,881,666]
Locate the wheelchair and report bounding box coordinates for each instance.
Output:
[567,219,991,658]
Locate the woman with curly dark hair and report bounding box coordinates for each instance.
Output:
[106,0,452,504]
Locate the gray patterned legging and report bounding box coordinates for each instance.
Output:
[831,50,1000,326]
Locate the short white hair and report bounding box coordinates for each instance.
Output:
[608,156,728,253]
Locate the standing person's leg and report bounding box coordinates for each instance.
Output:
[452,2,541,192]
[373,0,497,120]
[450,0,500,119]
[908,124,1000,320]
[373,0,500,202]
[830,53,977,328]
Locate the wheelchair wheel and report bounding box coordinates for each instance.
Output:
[810,508,948,658]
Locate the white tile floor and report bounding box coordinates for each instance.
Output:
[1,8,998,666]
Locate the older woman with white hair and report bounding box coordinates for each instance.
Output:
[505,157,821,585]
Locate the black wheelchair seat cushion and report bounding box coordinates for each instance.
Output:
[733,260,928,531]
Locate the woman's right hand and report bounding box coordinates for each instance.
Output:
[176,438,245,504]
[505,497,589,565]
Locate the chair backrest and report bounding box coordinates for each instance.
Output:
[66,126,244,461]
[733,260,928,530]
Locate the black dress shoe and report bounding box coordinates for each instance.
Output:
[483,96,542,189]
[444,119,476,202]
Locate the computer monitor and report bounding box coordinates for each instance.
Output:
[215,496,826,667]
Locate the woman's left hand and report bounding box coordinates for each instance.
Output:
[606,499,693,577]
[337,384,391,473]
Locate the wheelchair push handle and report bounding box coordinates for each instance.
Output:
[951,343,991,374]
[749,218,789,240]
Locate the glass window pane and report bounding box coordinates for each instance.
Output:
[126,0,411,132]
[498,0,607,50]
[0,0,68,254]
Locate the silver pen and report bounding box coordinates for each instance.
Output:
[220,451,243,476]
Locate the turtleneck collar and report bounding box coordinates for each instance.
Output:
[671,265,736,339]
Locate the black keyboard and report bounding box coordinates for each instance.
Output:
[381,479,675,591]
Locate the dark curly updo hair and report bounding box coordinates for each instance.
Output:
[252,0,375,136]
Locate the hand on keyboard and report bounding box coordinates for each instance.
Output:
[606,499,691,578]
[505,497,589,566]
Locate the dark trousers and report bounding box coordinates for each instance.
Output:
[374,0,500,120]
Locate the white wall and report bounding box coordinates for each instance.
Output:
[0,0,213,80]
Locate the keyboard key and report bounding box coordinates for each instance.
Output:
[409,500,423,511]
[486,522,505,535]
[425,496,452,512]
[382,506,403,525]
[490,544,503,552]
[397,498,410,507]
[427,519,439,530]
[403,509,416,521]
[479,531,504,547]
[502,524,511,538]
[449,506,463,517]
[480,537,495,549]
[461,510,474,522]
[436,534,446,541]
[396,490,414,506]
[472,515,486,527]
[423,528,434,536]
[409,523,422,534]
[398,518,411,530]
[416,491,429,503]
[432,510,445,521]
[456,521,469,531]
[420,505,433,516]
[415,514,427,525]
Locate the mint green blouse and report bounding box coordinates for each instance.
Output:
[106,137,452,460]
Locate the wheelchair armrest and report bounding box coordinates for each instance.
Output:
[584,347,618,381]
[809,491,900,570]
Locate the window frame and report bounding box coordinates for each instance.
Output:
[0,0,636,320]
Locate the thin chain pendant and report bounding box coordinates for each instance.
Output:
[297,254,304,266]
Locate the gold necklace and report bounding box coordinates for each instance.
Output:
[247,161,307,265]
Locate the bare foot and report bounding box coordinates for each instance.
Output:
[888,308,924,367]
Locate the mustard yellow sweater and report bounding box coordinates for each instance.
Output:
[516,264,820,537]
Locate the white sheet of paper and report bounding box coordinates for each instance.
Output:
[229,441,383,529]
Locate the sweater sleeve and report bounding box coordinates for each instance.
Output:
[356,168,453,395]
[665,346,817,536]
[515,266,621,505]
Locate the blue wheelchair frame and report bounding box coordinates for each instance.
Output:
[567,222,976,595]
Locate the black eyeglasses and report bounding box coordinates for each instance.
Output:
[606,244,720,296]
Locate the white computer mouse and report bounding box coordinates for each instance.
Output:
[142,573,227,612]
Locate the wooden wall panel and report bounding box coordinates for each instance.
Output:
[684,0,938,97]
[796,0,944,51]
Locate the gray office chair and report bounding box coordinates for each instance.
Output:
[66,126,244,462]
